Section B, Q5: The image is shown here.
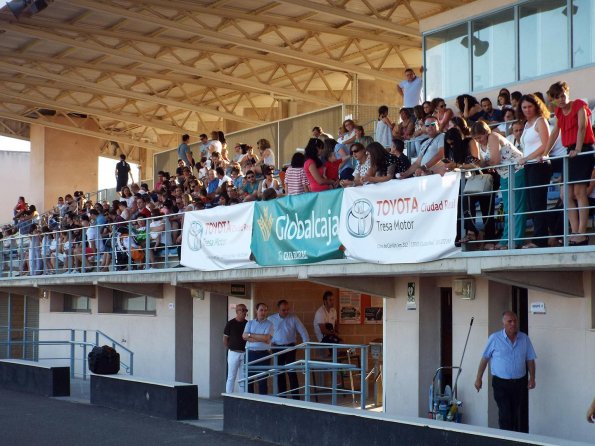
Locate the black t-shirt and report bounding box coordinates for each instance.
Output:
[116,161,131,181]
[224,318,248,351]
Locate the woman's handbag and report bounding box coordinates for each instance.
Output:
[463,173,493,194]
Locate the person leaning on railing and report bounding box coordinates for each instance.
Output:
[471,121,526,250]
[517,94,552,249]
[544,81,595,246]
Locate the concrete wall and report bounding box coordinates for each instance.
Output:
[38,286,177,382]
[384,274,595,444]
[0,151,30,224]
[527,272,595,443]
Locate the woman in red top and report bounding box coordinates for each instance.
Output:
[303,138,335,192]
[546,81,595,245]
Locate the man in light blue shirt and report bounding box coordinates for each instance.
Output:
[475,311,536,432]
[268,299,309,399]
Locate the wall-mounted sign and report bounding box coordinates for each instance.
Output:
[530,302,546,314]
[230,283,246,296]
[407,282,416,310]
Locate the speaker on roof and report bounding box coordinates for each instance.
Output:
[6,0,29,18]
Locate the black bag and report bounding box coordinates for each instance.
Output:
[88,345,120,375]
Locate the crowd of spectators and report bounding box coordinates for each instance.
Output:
[2,76,595,276]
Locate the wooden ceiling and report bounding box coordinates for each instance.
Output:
[0,0,469,151]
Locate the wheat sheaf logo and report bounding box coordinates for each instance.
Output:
[257,207,274,241]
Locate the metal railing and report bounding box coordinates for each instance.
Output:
[0,327,133,379]
[242,342,369,410]
[1,152,593,278]
[458,151,593,250]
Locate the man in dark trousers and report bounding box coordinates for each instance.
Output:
[115,154,133,192]
[268,299,309,399]
[223,303,248,393]
[475,311,537,432]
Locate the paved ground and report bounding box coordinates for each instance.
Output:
[0,388,274,446]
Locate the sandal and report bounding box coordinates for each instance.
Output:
[522,242,539,249]
[495,244,508,250]
[482,243,495,250]
[569,236,589,246]
[461,231,477,243]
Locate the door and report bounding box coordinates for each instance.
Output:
[511,286,529,433]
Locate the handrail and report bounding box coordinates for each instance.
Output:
[242,342,369,409]
[0,327,133,379]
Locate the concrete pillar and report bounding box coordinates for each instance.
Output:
[175,287,193,383]
[384,276,420,417]
[192,291,227,398]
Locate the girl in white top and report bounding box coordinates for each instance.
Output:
[254,138,275,174]
[375,105,394,148]
[518,94,551,248]
[471,121,525,250]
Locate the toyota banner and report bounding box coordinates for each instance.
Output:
[181,202,255,271]
[339,173,461,264]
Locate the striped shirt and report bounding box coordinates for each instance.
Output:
[284,166,309,195]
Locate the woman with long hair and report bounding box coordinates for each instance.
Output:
[444,127,497,247]
[517,94,551,248]
[254,138,275,175]
[412,105,427,138]
[471,121,525,249]
[456,94,483,121]
[304,138,335,192]
[432,97,454,132]
[395,108,415,140]
[545,81,595,246]
[362,142,394,184]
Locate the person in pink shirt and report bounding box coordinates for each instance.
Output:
[303,138,335,192]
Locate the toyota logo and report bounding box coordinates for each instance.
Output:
[187,220,203,251]
[346,199,374,238]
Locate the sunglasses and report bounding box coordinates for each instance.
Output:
[351,149,360,154]
[237,308,248,312]
[424,122,438,127]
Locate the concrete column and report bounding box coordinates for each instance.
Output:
[175,287,193,383]
[192,291,227,398]
[384,276,420,417]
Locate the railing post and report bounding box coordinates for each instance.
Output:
[562,156,570,246]
[144,218,150,270]
[127,221,132,271]
[70,329,75,379]
[83,330,87,380]
[9,237,14,277]
[129,351,134,375]
[508,164,515,249]
[360,346,367,410]
[304,343,310,402]
[331,345,337,406]
[67,231,73,272]
[272,349,278,396]
[81,227,87,272]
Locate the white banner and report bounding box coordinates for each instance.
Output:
[339,173,461,264]
[181,202,255,271]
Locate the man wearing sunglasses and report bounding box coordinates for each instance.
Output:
[223,303,249,393]
[399,116,445,179]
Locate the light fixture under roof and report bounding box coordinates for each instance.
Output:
[6,0,49,19]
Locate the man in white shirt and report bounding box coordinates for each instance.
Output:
[397,67,424,109]
[313,291,338,342]
[399,116,445,179]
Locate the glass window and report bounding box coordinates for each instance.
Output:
[471,8,515,91]
[63,295,90,313]
[572,0,595,67]
[519,0,569,80]
[113,290,156,315]
[425,23,469,99]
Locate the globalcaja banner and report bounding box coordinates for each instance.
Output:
[338,173,460,264]
[181,202,255,271]
[251,188,344,266]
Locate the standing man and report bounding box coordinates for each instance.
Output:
[115,154,133,192]
[397,67,424,110]
[177,134,193,170]
[223,303,249,393]
[313,291,338,343]
[242,303,274,394]
[268,299,310,399]
[475,311,537,432]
